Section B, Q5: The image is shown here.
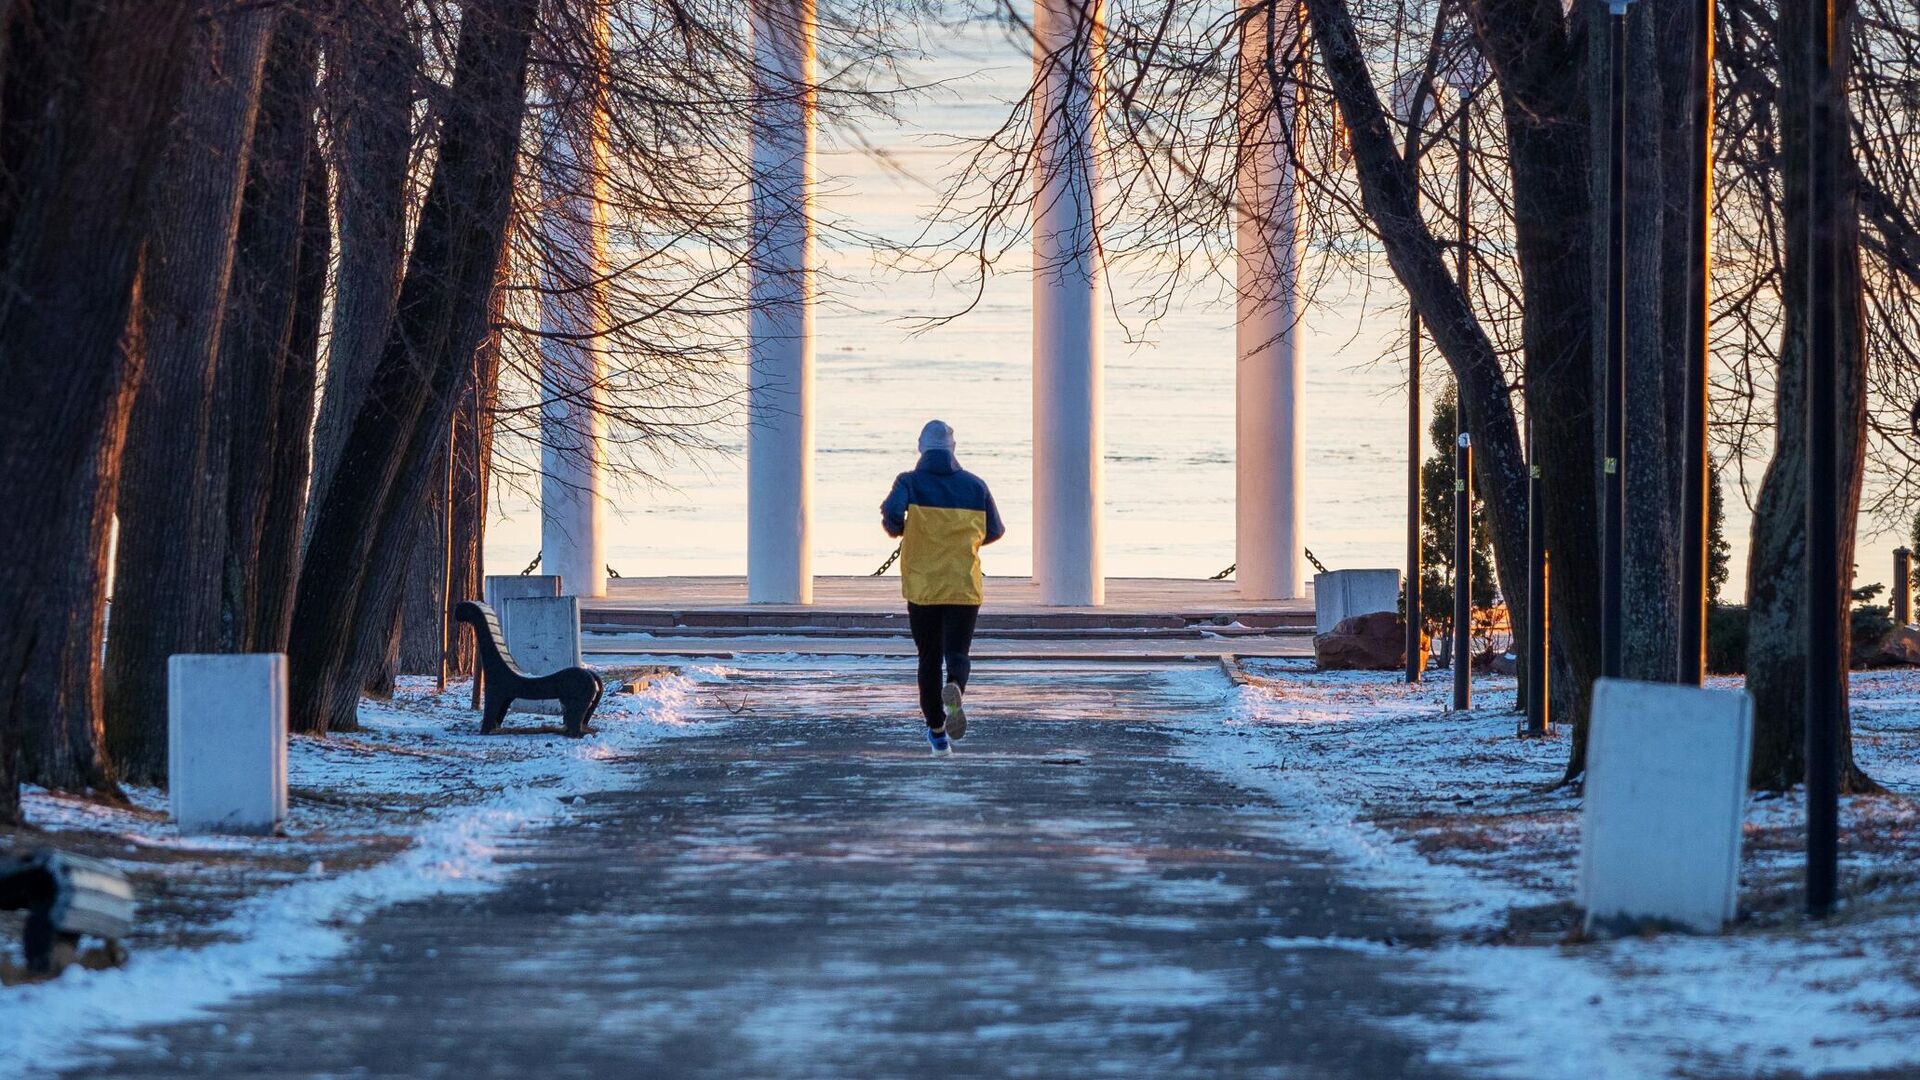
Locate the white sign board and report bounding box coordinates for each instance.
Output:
[168,653,288,835]
[1313,569,1402,634]
[1579,677,1753,934]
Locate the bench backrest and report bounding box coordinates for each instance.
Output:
[454,601,528,677]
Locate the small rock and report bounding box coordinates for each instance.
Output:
[1313,611,1420,671]
[1860,625,1920,669]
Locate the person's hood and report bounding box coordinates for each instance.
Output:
[916,449,960,475]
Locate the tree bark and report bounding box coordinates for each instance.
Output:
[1616,0,1684,684]
[308,0,414,514]
[399,446,451,677]
[288,0,537,735]
[220,18,320,653]
[104,7,273,784]
[1746,0,1872,791]
[252,132,330,654]
[0,0,201,820]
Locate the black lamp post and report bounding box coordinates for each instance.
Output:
[1453,433,1473,710]
[1601,0,1634,681]
[1805,0,1841,920]
[1393,70,1437,686]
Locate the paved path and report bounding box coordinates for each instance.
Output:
[76,661,1475,1079]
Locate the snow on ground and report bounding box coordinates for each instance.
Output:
[1175,658,1920,1079]
[0,664,721,1076]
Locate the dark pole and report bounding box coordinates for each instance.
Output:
[1678,0,1715,686]
[1407,165,1424,682]
[1601,0,1630,680]
[1453,432,1472,710]
[1525,437,1550,735]
[1805,0,1840,920]
[1896,548,1912,626]
[1407,309,1424,682]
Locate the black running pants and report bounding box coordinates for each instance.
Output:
[907,603,979,729]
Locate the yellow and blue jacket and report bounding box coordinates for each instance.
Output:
[881,450,1005,606]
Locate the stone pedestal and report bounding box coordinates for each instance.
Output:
[503,596,582,716]
[1579,678,1753,934]
[167,654,287,835]
[484,574,563,645]
[1312,569,1401,635]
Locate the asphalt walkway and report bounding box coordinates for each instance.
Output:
[73,661,1475,1079]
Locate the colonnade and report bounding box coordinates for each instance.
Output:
[538,0,1308,604]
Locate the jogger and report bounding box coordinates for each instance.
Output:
[881,420,1004,754]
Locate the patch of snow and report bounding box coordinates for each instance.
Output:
[1171,662,1920,1079]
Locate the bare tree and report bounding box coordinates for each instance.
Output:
[105,6,276,783]
[289,0,539,734]
[0,0,203,822]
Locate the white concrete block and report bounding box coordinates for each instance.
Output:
[504,596,581,675]
[1313,569,1401,634]
[501,596,581,717]
[484,574,563,643]
[167,653,287,836]
[1579,678,1753,934]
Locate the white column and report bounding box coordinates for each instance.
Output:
[537,8,609,599]
[746,0,815,605]
[1032,0,1105,607]
[1234,1,1308,600]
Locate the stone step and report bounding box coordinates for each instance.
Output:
[576,618,1313,634]
[583,609,1314,632]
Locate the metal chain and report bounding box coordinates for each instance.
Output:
[1210,549,1326,581]
[520,553,542,576]
[871,545,902,576]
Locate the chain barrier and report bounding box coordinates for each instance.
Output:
[1211,549,1326,581]
[871,544,902,577]
[520,553,541,576]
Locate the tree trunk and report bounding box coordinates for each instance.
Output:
[308,0,414,515]
[1616,0,1683,684]
[220,19,319,653]
[1746,0,1872,791]
[399,444,451,677]
[446,271,508,679]
[0,0,201,820]
[1470,0,1605,776]
[288,0,537,735]
[1302,0,1531,682]
[252,132,330,654]
[104,8,273,784]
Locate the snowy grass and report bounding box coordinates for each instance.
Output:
[1172,659,1920,1079]
[0,666,719,1076]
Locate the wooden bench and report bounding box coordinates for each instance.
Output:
[454,601,604,737]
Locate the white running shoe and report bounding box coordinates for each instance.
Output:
[942,683,967,740]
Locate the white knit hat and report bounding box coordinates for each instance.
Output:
[918,419,956,452]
